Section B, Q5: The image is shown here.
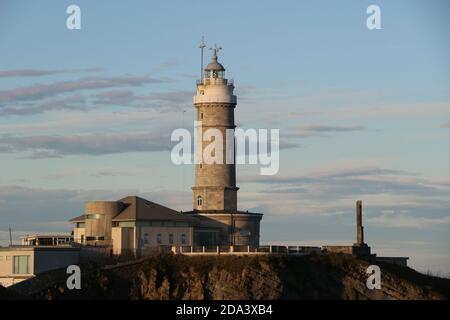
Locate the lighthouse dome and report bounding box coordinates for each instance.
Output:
[205,54,225,71]
[205,60,225,71]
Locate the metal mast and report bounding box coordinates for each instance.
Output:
[199,36,206,82]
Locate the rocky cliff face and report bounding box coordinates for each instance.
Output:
[0,285,9,299]
[7,253,450,300]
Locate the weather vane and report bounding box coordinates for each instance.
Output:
[209,44,222,58]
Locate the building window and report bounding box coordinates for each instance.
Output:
[169,234,174,244]
[85,214,101,220]
[200,113,203,119]
[13,255,30,274]
[118,221,135,228]
[144,233,149,245]
[6,256,10,261]
[197,196,203,207]
[85,236,104,241]
[199,163,202,169]
[156,234,162,244]
[181,234,187,245]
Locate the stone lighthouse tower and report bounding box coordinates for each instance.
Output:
[192,46,238,212]
[187,44,263,247]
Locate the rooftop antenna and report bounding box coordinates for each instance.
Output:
[199,36,206,82]
[9,227,12,246]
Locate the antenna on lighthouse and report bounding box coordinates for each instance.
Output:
[199,36,206,82]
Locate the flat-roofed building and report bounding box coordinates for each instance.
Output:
[0,246,80,287]
[21,234,73,246]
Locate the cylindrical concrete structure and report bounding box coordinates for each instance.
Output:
[84,201,122,244]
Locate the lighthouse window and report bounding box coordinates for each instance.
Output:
[197,196,203,207]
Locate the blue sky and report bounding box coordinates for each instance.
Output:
[0,0,449,276]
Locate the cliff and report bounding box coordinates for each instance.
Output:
[6,253,450,300]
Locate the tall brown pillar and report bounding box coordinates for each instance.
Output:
[356,200,364,245]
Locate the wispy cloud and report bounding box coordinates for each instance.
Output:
[289,124,367,138]
[156,58,178,69]
[0,95,86,116]
[367,210,450,228]
[92,89,192,109]
[92,90,135,106]
[0,108,182,134]
[0,131,170,157]
[0,75,168,104]
[0,86,191,117]
[440,121,450,128]
[241,166,446,199]
[0,185,187,240]
[0,68,104,78]
[238,166,450,221]
[285,101,450,120]
[43,165,159,179]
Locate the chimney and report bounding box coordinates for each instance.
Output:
[356,200,364,245]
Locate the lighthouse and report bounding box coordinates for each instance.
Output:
[192,45,238,212]
[186,43,263,247]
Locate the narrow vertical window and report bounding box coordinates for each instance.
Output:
[197,196,203,207]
